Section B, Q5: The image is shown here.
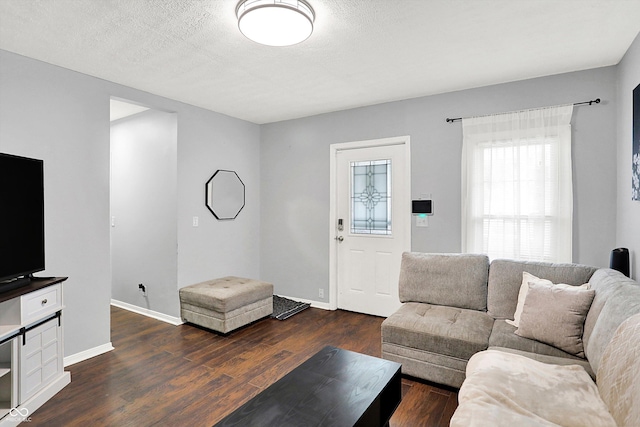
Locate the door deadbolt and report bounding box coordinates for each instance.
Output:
[335,236,344,242]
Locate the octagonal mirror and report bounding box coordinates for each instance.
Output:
[205,170,245,220]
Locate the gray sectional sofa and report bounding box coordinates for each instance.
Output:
[381,252,640,389]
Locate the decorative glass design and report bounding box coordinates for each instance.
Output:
[351,159,391,235]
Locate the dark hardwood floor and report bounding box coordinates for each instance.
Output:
[29,305,457,426]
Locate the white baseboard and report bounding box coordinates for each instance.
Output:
[110,299,183,325]
[276,295,332,311]
[64,342,114,367]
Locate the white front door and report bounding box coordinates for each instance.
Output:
[330,136,411,317]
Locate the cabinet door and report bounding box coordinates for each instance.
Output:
[19,317,62,403]
[0,338,18,419]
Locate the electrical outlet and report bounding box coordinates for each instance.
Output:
[138,283,146,295]
[192,216,199,227]
[319,288,324,298]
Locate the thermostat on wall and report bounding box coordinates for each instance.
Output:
[412,200,433,216]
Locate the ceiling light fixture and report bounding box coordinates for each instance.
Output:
[236,0,315,47]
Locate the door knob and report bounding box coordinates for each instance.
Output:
[335,236,344,242]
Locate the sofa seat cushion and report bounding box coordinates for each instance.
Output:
[381,302,494,360]
[179,276,273,312]
[490,320,587,360]
[450,349,616,427]
[179,276,273,334]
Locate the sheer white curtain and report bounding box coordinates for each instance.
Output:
[461,105,574,262]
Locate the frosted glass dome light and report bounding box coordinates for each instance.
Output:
[236,0,315,47]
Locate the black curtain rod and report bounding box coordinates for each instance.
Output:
[445,98,601,123]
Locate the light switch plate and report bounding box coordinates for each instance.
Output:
[416,216,428,227]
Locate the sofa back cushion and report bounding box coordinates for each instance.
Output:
[583,269,640,373]
[487,259,596,319]
[398,252,489,310]
[597,312,640,426]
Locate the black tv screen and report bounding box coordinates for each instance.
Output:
[0,153,45,283]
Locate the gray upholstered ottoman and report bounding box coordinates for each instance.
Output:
[179,276,273,333]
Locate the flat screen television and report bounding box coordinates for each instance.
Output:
[0,153,45,287]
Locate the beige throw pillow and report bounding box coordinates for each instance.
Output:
[506,272,552,327]
[515,282,596,357]
[507,272,591,327]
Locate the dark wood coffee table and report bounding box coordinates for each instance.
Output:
[214,346,402,427]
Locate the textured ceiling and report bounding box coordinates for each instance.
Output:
[1,0,639,124]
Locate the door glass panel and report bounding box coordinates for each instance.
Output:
[350,159,391,235]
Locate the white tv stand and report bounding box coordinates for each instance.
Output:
[0,277,70,425]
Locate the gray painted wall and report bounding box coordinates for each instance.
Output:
[0,51,112,356]
[176,101,261,289]
[261,67,618,302]
[616,33,640,280]
[111,109,179,316]
[0,45,628,357]
[0,49,261,358]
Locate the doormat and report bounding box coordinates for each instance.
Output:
[271,295,311,320]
